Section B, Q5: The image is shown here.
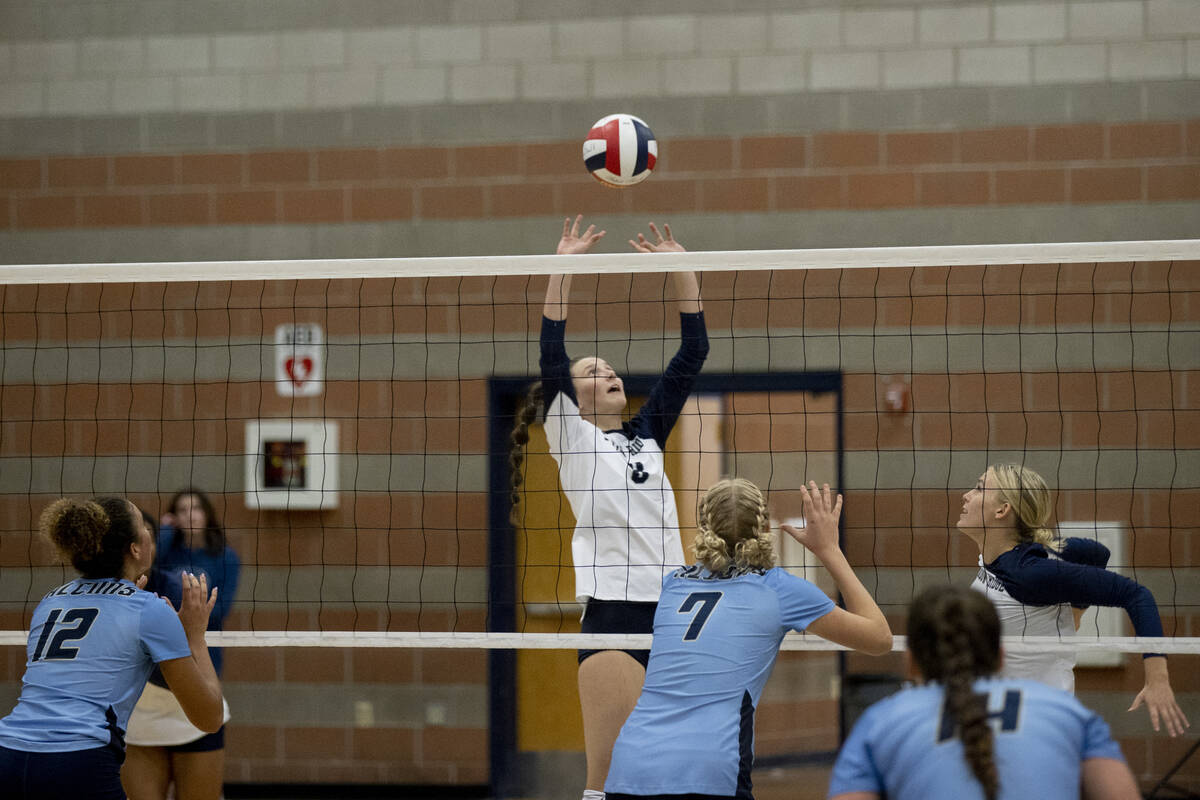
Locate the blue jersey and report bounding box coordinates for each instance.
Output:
[606,565,835,798]
[0,578,191,752]
[828,678,1125,800]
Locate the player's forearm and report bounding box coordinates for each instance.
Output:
[817,547,892,652]
[1143,654,1170,686]
[543,274,572,320]
[672,271,702,313]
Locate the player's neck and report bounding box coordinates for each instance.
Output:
[584,411,622,431]
[981,530,1020,564]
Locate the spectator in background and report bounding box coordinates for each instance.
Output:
[122,489,240,800]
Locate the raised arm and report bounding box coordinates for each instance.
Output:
[158,571,224,733]
[783,482,893,656]
[630,221,701,313]
[545,215,605,320]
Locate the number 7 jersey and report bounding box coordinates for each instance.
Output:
[606,565,835,798]
[0,578,191,752]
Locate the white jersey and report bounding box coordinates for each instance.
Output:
[545,391,685,602]
[971,556,1076,692]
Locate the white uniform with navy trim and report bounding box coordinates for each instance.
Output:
[606,565,835,798]
[971,557,1077,691]
[828,677,1126,800]
[970,538,1162,694]
[539,312,708,603]
[544,392,683,602]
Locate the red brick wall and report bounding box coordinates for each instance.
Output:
[1,255,1196,789]
[2,120,1197,229]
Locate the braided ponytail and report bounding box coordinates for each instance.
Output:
[909,586,1002,800]
[693,478,776,572]
[509,382,545,527]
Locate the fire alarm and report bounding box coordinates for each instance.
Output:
[883,379,910,413]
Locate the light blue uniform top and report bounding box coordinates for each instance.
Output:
[0,578,191,752]
[828,677,1126,800]
[606,564,836,799]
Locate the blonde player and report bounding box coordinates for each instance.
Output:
[960,463,1188,735]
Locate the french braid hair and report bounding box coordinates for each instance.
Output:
[508,382,545,527]
[989,463,1062,551]
[908,585,1003,800]
[693,478,776,572]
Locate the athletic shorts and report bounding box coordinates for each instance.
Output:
[577,598,656,669]
[0,743,126,800]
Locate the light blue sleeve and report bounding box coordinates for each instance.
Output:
[766,568,836,632]
[1080,707,1126,762]
[139,594,192,663]
[827,702,886,797]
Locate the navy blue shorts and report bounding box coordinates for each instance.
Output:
[167,725,224,753]
[0,743,126,800]
[577,598,656,669]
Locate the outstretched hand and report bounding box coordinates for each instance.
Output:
[1130,678,1191,737]
[781,481,843,558]
[630,222,685,253]
[558,215,605,255]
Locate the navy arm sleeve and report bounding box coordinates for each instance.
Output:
[995,548,1165,645]
[629,311,709,447]
[1059,537,1111,568]
[539,316,575,418]
[1059,537,1111,608]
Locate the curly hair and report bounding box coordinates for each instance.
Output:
[39,496,139,579]
[908,585,1002,800]
[989,464,1060,550]
[693,478,775,572]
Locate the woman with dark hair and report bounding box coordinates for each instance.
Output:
[122,488,240,800]
[605,478,892,800]
[509,216,708,800]
[828,584,1140,800]
[960,464,1188,735]
[0,497,222,800]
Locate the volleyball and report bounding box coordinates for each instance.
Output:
[583,113,657,188]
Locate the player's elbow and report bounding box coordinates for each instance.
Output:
[181,691,224,733]
[864,623,894,657]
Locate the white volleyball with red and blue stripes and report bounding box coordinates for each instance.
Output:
[583,113,657,188]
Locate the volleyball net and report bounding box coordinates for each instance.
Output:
[0,239,1198,658]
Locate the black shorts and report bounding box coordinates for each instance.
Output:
[577,598,656,669]
[0,744,126,800]
[167,725,224,753]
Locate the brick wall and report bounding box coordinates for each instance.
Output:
[2,120,1198,229]
[2,260,1197,790]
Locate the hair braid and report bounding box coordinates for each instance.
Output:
[693,478,776,572]
[909,586,1002,800]
[508,382,544,527]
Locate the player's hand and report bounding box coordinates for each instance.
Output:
[557,215,605,255]
[135,574,149,590]
[160,512,177,529]
[176,571,218,640]
[630,222,685,253]
[782,481,843,558]
[1129,676,1191,737]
